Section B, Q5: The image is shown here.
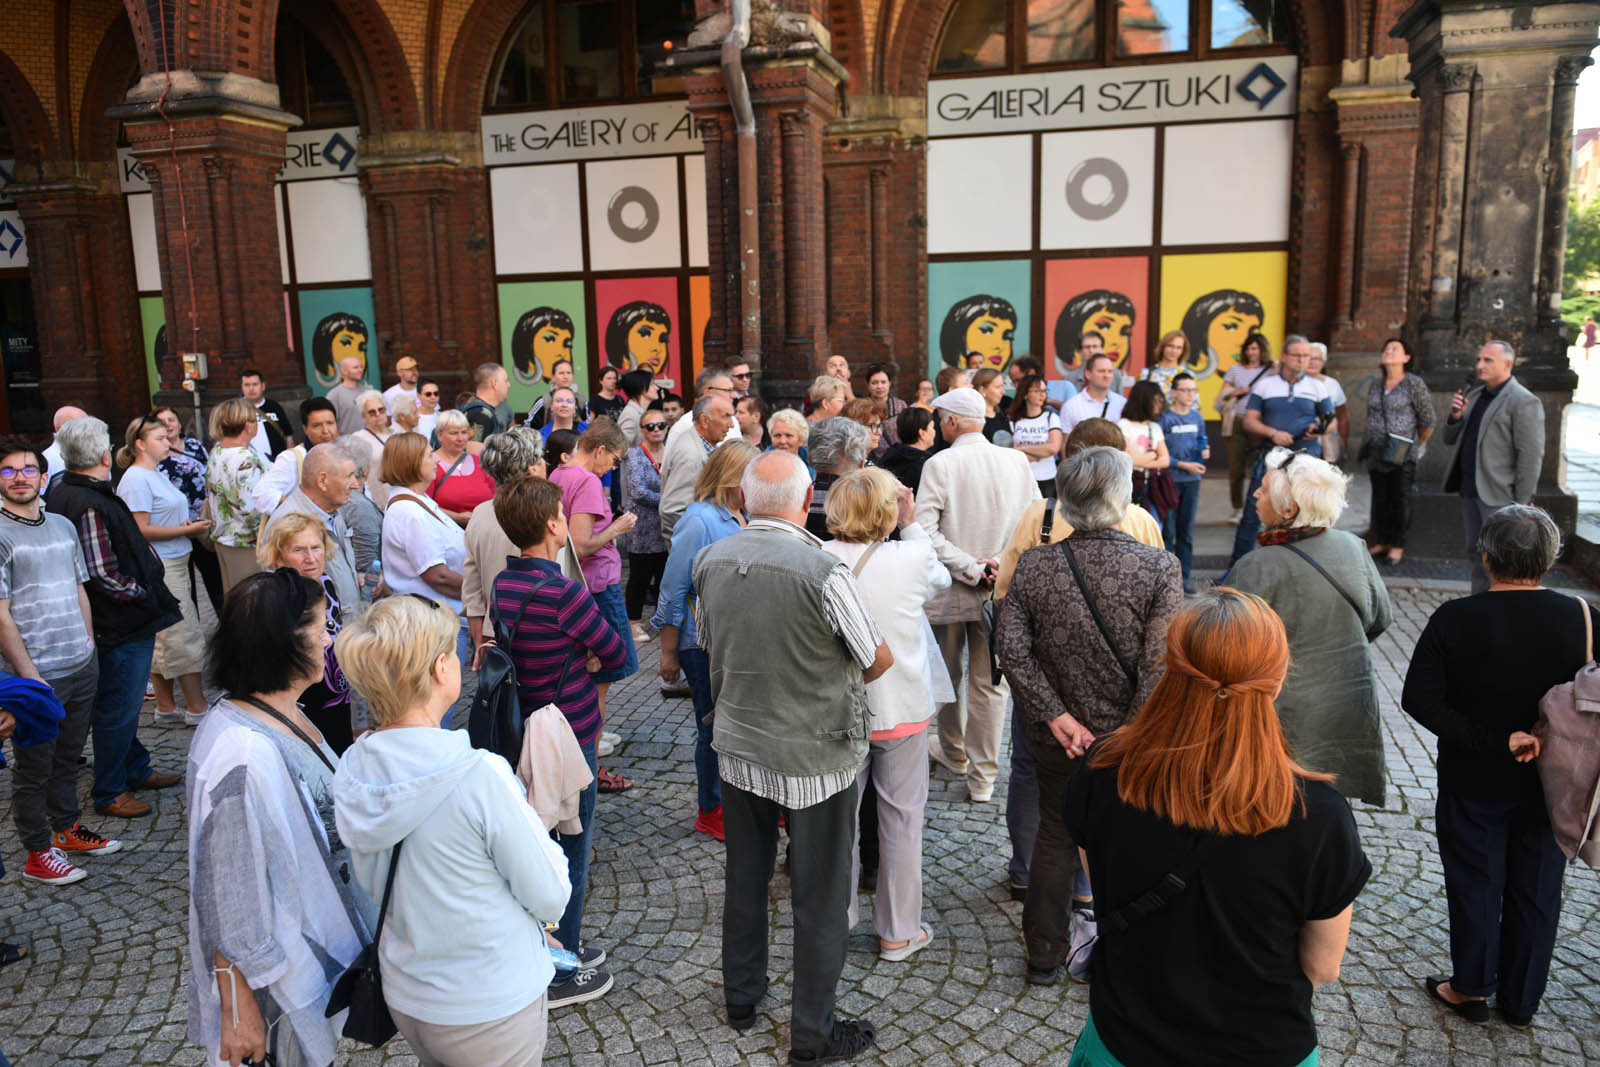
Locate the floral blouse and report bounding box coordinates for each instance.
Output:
[205,446,268,548]
[160,446,209,521]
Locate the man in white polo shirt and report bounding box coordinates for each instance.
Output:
[1059,353,1126,434]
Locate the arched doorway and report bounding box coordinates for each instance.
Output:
[923,0,1298,418]
[0,107,43,433]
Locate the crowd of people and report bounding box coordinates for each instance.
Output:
[0,332,1577,1067]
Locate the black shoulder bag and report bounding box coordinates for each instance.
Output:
[325,837,403,1046]
[1058,538,1139,705]
[469,576,580,767]
[1067,833,1230,974]
[1280,543,1371,637]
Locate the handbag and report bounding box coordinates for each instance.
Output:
[325,838,404,1046]
[982,507,1054,685]
[1360,380,1415,471]
[1220,366,1271,438]
[1536,595,1600,866]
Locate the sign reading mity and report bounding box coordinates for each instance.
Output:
[117,126,362,193]
[482,101,701,166]
[927,57,1297,137]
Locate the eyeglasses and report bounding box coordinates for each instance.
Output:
[706,385,734,394]
[730,371,751,380]
[0,466,39,479]
[641,421,668,431]
[420,390,439,397]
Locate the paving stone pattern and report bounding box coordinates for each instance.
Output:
[3,583,1599,1066]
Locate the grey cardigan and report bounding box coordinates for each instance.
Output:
[1439,376,1544,507]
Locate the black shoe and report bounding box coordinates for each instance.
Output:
[548,968,614,1008]
[788,1018,877,1064]
[1008,881,1028,902]
[858,866,878,892]
[1497,1003,1534,1029]
[1026,963,1064,986]
[576,944,606,968]
[1425,976,1489,1022]
[727,974,770,1032]
[660,681,692,698]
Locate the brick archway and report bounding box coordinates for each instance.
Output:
[281,0,422,133]
[0,47,59,164]
[439,0,530,132]
[80,15,141,163]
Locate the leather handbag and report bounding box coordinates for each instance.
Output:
[326,839,404,1046]
[1536,595,1600,866]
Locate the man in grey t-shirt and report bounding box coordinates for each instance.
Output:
[0,437,121,886]
[326,356,369,437]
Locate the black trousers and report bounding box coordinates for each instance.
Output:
[1368,462,1417,548]
[1022,728,1084,968]
[723,781,856,1054]
[1436,790,1566,1018]
[624,550,668,620]
[190,542,224,615]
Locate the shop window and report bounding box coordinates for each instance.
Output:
[637,0,696,96]
[274,17,359,128]
[1026,0,1095,65]
[1211,0,1287,48]
[493,3,551,108]
[561,0,622,100]
[1118,0,1189,56]
[491,0,694,109]
[935,0,1009,73]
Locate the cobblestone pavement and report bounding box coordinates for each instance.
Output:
[3,581,1599,1066]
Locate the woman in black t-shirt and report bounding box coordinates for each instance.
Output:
[1064,589,1370,1067]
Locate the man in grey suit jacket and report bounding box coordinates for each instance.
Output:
[1441,340,1544,592]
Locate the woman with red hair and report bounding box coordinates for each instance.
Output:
[1063,589,1370,1067]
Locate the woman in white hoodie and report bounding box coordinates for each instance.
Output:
[332,595,572,1067]
[821,468,952,962]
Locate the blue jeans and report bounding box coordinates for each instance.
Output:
[679,647,720,812]
[1005,698,1036,888]
[553,740,598,979]
[1161,480,1201,579]
[1228,456,1268,566]
[588,584,638,685]
[91,638,156,808]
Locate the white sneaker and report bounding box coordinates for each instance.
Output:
[1226,510,1242,526]
[153,710,186,729]
[144,680,155,700]
[596,738,615,758]
[600,730,621,747]
[184,711,206,727]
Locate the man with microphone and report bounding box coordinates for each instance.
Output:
[1440,340,1544,592]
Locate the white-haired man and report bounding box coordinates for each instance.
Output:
[1441,340,1545,593]
[658,386,735,538]
[693,449,890,1064]
[915,386,1040,803]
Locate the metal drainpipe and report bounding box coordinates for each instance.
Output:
[722,0,762,368]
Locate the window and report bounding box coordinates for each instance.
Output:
[489,0,693,110]
[274,17,359,128]
[934,0,1290,75]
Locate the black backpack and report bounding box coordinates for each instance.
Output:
[469,577,552,766]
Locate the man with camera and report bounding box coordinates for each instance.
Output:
[1228,334,1337,565]
[914,387,1041,804]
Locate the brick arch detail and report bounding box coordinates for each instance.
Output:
[879,0,1348,97]
[0,46,59,163]
[289,0,421,132]
[440,0,531,132]
[828,0,869,90]
[80,14,141,162]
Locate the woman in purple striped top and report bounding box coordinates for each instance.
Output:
[487,475,625,1007]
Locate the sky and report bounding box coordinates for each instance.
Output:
[1575,43,1600,131]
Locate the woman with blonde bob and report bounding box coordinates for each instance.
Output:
[807,375,849,424]
[205,396,268,591]
[333,595,572,1067]
[820,468,951,961]
[654,440,761,840]
[1062,589,1370,1067]
[1226,446,1391,805]
[766,407,812,473]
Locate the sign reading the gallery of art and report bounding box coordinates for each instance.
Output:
[927,56,1298,137]
[481,101,701,166]
[117,126,363,193]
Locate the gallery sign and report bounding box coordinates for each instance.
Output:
[481,101,701,166]
[927,56,1297,137]
[117,126,362,193]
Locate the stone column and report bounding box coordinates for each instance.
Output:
[1391,0,1600,551]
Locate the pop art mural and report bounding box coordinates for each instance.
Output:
[927,260,1031,378]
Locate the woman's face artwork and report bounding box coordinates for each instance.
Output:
[331,328,367,368]
[1209,308,1263,363]
[533,325,574,380]
[629,318,671,374]
[1083,306,1133,366]
[964,314,1015,370]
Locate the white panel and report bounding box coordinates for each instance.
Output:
[490,164,585,274]
[1039,127,1155,250]
[126,193,160,291]
[927,136,1033,254]
[275,187,290,284]
[683,154,708,268]
[1161,119,1293,245]
[0,210,25,269]
[584,156,682,271]
[286,178,372,283]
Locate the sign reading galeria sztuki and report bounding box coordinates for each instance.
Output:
[923,55,1298,419]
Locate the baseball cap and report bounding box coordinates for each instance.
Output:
[395,356,419,370]
[930,386,986,420]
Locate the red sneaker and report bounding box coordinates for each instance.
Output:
[694,806,725,841]
[23,848,86,886]
[54,822,123,855]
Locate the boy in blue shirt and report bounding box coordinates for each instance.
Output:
[1159,372,1209,594]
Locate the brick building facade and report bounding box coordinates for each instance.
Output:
[0,0,1591,545]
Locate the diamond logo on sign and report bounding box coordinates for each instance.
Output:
[1237,63,1287,111]
[0,162,12,201]
[0,220,23,260]
[322,132,356,171]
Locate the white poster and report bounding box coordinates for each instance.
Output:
[1161,119,1293,246]
[490,163,585,275]
[482,101,702,166]
[1039,127,1155,250]
[126,194,160,291]
[0,210,25,269]
[683,154,708,268]
[285,178,372,284]
[585,155,682,272]
[926,135,1034,254]
[275,187,291,284]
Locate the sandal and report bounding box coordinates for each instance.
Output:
[0,942,28,968]
[879,922,934,962]
[596,767,634,793]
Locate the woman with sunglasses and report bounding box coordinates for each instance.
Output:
[622,407,670,644]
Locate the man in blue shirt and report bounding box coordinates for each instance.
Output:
[1158,373,1209,593]
[1228,335,1335,564]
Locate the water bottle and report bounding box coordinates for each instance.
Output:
[364,559,382,600]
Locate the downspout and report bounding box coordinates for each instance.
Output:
[722,0,762,366]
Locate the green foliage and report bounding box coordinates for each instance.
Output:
[1560,291,1600,340]
[1564,194,1600,300]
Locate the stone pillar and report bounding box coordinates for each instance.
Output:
[111,75,301,407]
[1391,0,1600,552]
[358,130,495,396]
[7,164,148,424]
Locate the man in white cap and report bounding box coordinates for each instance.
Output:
[913,387,1040,803]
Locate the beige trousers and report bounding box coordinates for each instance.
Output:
[931,619,1008,798]
[215,543,260,593]
[391,995,548,1067]
[152,553,206,679]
